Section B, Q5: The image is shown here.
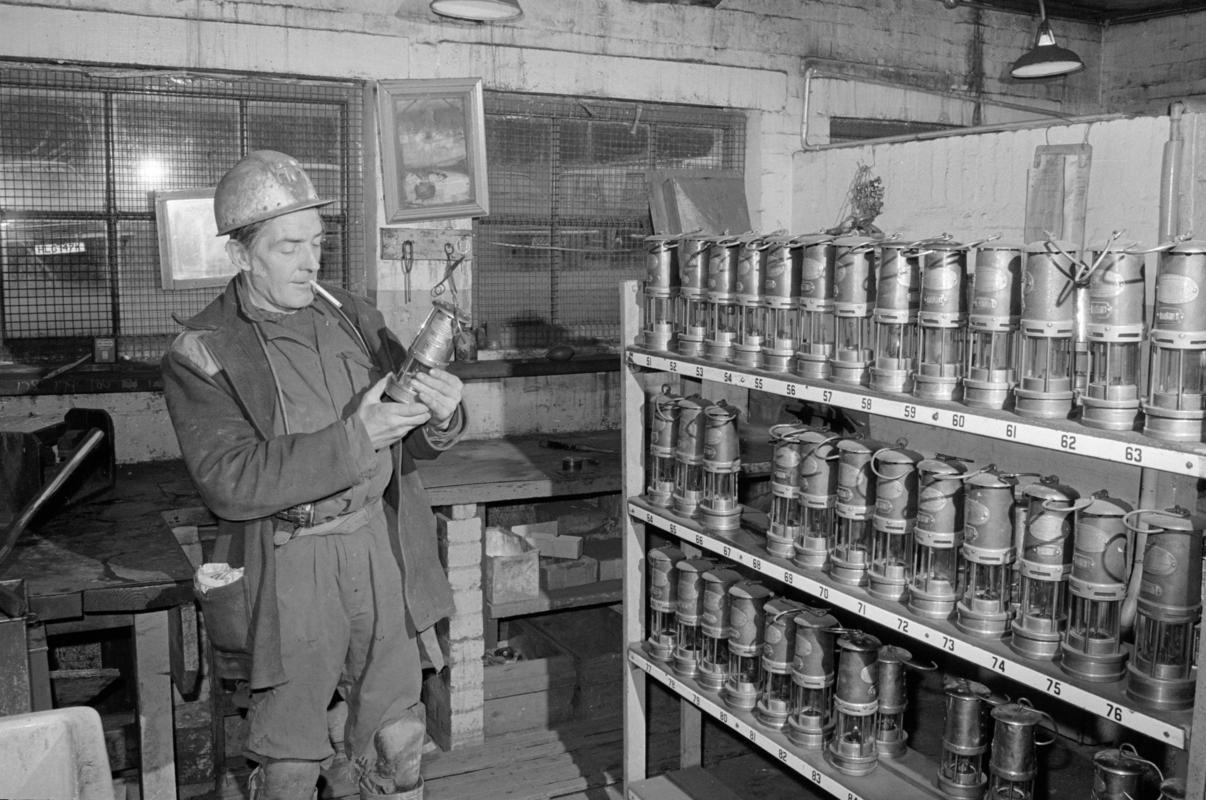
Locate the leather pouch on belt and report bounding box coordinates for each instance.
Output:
[194,565,252,678]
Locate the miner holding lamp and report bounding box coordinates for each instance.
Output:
[162,150,464,800]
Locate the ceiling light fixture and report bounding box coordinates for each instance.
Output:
[1011,21,1084,78]
[1010,0,1084,79]
[430,0,522,21]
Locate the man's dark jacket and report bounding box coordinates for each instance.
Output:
[162,279,458,690]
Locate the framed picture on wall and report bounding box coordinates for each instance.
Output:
[377,77,489,223]
[154,188,235,290]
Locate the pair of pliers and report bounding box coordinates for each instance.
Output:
[432,242,465,299]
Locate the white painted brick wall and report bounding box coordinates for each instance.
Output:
[794,114,1172,245]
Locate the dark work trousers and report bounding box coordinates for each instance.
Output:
[245,500,421,767]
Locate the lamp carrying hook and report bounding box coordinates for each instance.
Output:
[1075,229,1125,284]
[964,233,1002,250]
[1041,231,1091,276]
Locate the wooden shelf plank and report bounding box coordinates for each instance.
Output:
[627,348,1206,478]
[420,431,622,506]
[487,579,622,619]
[629,497,1192,749]
[628,647,946,800]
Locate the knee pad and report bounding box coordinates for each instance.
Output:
[360,709,425,794]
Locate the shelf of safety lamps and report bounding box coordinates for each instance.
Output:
[627,496,1191,749]
[627,645,945,800]
[626,348,1206,479]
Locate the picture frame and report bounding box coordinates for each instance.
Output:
[377,77,490,223]
[154,187,235,290]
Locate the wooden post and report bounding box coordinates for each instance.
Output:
[622,280,651,788]
[134,611,178,800]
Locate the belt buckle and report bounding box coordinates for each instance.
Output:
[274,502,317,540]
[295,503,316,527]
[274,504,315,547]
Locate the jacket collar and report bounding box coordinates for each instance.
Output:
[180,276,391,437]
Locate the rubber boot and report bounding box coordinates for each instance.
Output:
[359,779,423,800]
[358,711,425,796]
[249,760,322,800]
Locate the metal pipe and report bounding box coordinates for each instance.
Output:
[1159,101,1186,243]
[0,428,106,569]
[1126,102,1189,633]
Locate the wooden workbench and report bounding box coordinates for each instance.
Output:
[0,430,623,788]
[0,462,200,800]
[416,430,622,751]
[420,431,622,507]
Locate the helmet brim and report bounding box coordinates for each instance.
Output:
[216,197,335,237]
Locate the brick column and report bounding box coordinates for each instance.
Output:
[426,504,486,750]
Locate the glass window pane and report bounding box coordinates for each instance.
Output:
[112,94,241,212]
[117,219,217,336]
[653,124,729,167]
[486,115,552,218]
[2,219,112,337]
[0,88,106,212]
[319,219,347,287]
[248,100,345,215]
[0,66,364,371]
[476,93,745,351]
[552,224,644,343]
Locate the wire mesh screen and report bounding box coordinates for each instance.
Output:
[475,92,745,351]
[0,63,364,366]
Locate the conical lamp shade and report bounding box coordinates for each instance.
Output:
[1011,20,1084,78]
[430,0,522,21]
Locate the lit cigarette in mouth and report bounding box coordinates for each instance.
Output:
[311,281,342,308]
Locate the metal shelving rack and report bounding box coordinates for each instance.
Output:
[618,280,1206,799]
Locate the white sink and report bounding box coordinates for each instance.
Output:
[0,706,114,800]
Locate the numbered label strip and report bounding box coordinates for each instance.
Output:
[628,647,943,800]
[628,350,1206,478]
[630,499,1188,749]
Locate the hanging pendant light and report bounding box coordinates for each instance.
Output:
[430,0,523,21]
[1011,0,1084,79]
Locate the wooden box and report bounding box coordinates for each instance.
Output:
[520,606,623,720]
[511,520,583,560]
[582,535,622,582]
[484,527,539,605]
[483,629,575,736]
[539,555,598,591]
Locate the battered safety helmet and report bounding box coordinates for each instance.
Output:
[213,150,333,236]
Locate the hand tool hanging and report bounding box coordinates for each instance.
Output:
[400,239,414,303]
[432,241,467,331]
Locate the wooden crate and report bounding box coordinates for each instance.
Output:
[483,629,575,736]
[484,527,539,605]
[518,606,623,720]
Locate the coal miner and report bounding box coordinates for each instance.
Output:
[163,150,463,800]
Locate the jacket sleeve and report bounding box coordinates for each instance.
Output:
[409,403,466,459]
[162,338,379,522]
[355,299,468,461]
